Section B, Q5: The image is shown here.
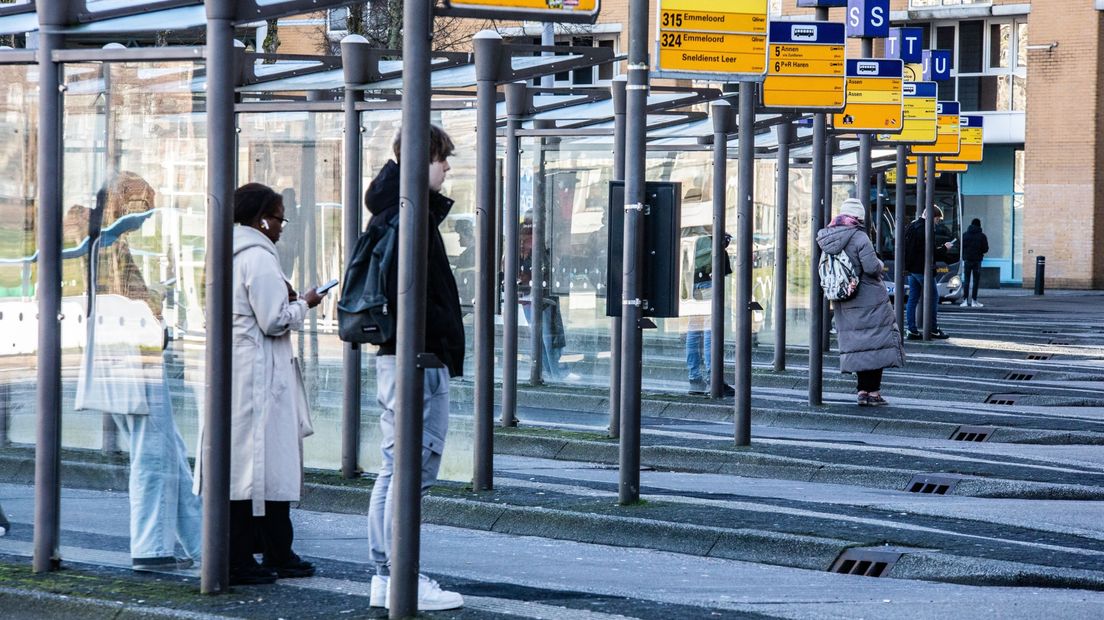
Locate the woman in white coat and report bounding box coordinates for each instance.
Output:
[225,183,324,585]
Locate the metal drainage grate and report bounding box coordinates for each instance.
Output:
[1041,329,1060,334]
[905,473,962,495]
[1004,371,1036,381]
[1026,353,1052,361]
[951,425,995,441]
[1049,339,1071,345]
[985,394,1019,406]
[830,548,902,578]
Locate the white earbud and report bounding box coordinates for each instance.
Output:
[261,220,270,230]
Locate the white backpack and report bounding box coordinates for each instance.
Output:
[819,249,860,301]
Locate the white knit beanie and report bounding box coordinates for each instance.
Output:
[839,198,865,220]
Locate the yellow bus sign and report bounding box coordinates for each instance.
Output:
[940,115,984,164]
[439,0,600,23]
[831,59,903,133]
[761,21,846,110]
[655,0,768,80]
[879,81,937,144]
[911,101,961,156]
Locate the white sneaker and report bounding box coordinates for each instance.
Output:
[972,300,984,308]
[381,573,464,611]
[959,299,970,307]
[370,574,388,608]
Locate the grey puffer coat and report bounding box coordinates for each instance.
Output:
[817,224,905,373]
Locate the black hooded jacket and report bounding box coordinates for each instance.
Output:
[961,223,989,263]
[364,160,465,377]
[903,217,948,275]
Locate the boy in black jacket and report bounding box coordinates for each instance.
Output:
[960,218,990,307]
[365,125,464,612]
[904,207,953,339]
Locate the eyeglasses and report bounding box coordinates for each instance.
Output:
[267,215,289,230]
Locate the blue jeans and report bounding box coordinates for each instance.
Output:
[905,272,938,333]
[368,356,450,576]
[686,281,712,382]
[522,302,563,380]
[112,366,202,561]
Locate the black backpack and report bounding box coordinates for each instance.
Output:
[337,215,398,345]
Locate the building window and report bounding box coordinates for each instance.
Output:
[909,0,991,7]
[528,35,619,87]
[927,18,1027,112]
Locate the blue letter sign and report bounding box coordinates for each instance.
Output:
[846,0,889,38]
[923,49,952,81]
[887,27,924,63]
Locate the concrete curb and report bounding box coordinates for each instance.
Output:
[492,432,1104,500]
[0,584,233,619]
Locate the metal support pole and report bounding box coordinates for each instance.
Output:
[609,76,626,438]
[529,120,550,385]
[822,136,834,352]
[200,0,238,592]
[734,82,754,446]
[808,117,826,406]
[858,38,873,224]
[875,171,885,251]
[922,156,936,341]
[894,147,907,342]
[709,101,730,399]
[341,36,370,479]
[618,0,649,505]
[501,82,525,428]
[773,121,792,372]
[472,31,502,491]
[530,23,554,385]
[916,155,926,222]
[100,54,119,456]
[390,0,433,611]
[33,6,64,575]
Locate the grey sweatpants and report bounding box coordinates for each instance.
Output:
[367,355,450,576]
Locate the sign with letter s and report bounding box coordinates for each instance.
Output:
[846,0,889,38]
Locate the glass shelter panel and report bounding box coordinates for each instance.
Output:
[0,64,38,539]
[513,136,813,394]
[59,60,207,570]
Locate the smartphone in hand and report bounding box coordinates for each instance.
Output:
[316,278,339,295]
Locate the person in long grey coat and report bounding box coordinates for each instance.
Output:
[817,198,905,406]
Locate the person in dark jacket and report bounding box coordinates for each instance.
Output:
[817,199,905,405]
[903,206,953,340]
[960,218,989,308]
[365,125,464,612]
[686,233,734,396]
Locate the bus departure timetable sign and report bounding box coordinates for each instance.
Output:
[761,20,846,110]
[879,81,937,144]
[655,0,768,80]
[830,58,903,133]
[940,115,984,163]
[911,100,961,156]
[907,158,968,176]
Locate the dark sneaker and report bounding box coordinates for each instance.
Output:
[857,393,871,406]
[132,556,194,572]
[906,330,922,341]
[229,564,278,586]
[867,394,889,406]
[931,329,950,339]
[264,554,316,579]
[688,379,708,395]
